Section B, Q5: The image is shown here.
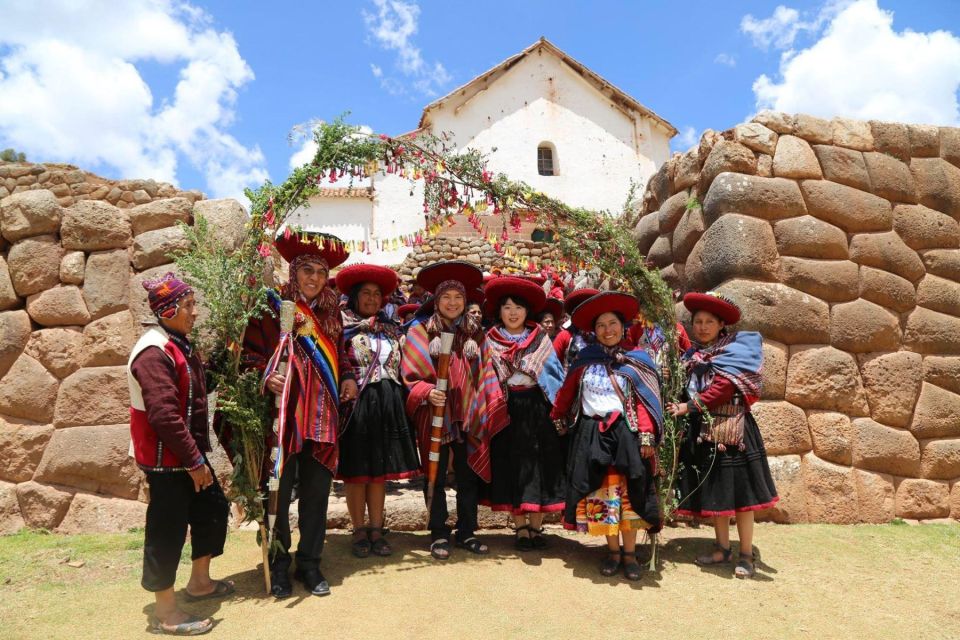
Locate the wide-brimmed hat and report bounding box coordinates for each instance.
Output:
[417,286,484,317]
[275,230,349,268]
[483,276,547,318]
[540,297,564,321]
[416,260,484,295]
[683,291,741,324]
[335,263,398,299]
[397,303,419,319]
[564,287,600,314]
[572,292,640,332]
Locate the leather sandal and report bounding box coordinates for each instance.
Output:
[695,543,732,566]
[735,552,756,579]
[149,615,213,636]
[351,527,372,558]
[430,538,451,560]
[514,525,533,552]
[369,527,392,557]
[530,527,548,550]
[456,536,490,555]
[599,551,622,577]
[623,558,643,581]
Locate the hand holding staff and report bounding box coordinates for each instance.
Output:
[424,331,455,509]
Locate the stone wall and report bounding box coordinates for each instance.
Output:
[636,112,960,523]
[0,185,247,534]
[396,235,561,280]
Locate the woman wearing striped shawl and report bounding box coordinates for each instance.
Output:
[667,292,778,579]
[481,277,566,551]
[400,261,508,560]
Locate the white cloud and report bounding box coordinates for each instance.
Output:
[671,126,700,152]
[362,0,451,97]
[714,53,737,67]
[741,1,850,50]
[0,0,268,201]
[750,0,960,125]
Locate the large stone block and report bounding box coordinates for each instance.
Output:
[80,311,137,367]
[703,172,806,226]
[734,122,778,155]
[34,424,140,498]
[807,411,853,465]
[0,309,31,379]
[831,118,874,151]
[786,346,869,415]
[632,213,659,256]
[26,285,91,326]
[0,354,59,422]
[0,189,61,242]
[773,135,822,179]
[23,327,84,378]
[716,280,830,344]
[0,480,25,534]
[646,235,672,268]
[858,267,916,313]
[920,439,960,480]
[903,307,960,354]
[852,417,921,476]
[53,366,129,428]
[893,203,959,251]
[852,469,895,524]
[15,480,73,530]
[132,225,189,271]
[773,216,848,260]
[61,200,132,250]
[849,231,926,283]
[671,205,704,263]
[657,190,689,234]
[0,256,18,310]
[863,151,917,203]
[780,257,858,302]
[802,453,859,524]
[921,249,960,281]
[910,383,960,439]
[858,351,922,428]
[794,114,833,144]
[128,196,193,235]
[922,356,960,395]
[869,120,911,161]
[753,111,795,134]
[645,162,672,211]
[800,180,892,232]
[907,124,940,157]
[674,148,701,190]
[0,420,54,483]
[193,199,248,252]
[752,401,811,455]
[911,157,960,219]
[698,140,757,194]
[59,251,85,285]
[82,249,131,320]
[7,234,62,296]
[916,274,960,317]
[697,214,779,288]
[896,479,950,519]
[941,126,960,169]
[761,338,788,400]
[812,145,871,191]
[830,299,901,353]
[56,492,147,534]
[762,455,807,523]
[952,482,960,520]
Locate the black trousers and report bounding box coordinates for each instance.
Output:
[142,467,229,592]
[423,439,481,543]
[272,448,332,572]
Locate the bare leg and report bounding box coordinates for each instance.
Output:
[735,510,754,557]
[513,514,530,537]
[345,483,368,530]
[605,534,621,553]
[621,529,638,556]
[367,482,387,541]
[185,555,213,595]
[528,512,544,531]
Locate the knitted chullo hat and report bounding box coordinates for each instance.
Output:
[141,272,192,319]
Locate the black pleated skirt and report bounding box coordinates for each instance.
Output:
[675,412,779,517]
[482,387,567,515]
[337,380,421,483]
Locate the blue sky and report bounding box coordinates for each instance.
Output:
[1,0,958,201]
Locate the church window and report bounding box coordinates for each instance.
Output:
[537,144,556,176]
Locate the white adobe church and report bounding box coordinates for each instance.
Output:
[286,37,677,266]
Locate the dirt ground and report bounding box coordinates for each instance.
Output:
[1,522,958,640]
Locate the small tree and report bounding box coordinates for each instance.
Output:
[0,148,27,162]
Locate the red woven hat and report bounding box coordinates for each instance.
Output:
[397,303,419,318]
[469,287,485,305]
[416,260,483,294]
[572,292,640,332]
[521,273,546,285]
[541,297,564,321]
[483,276,547,318]
[335,263,398,298]
[275,230,349,268]
[683,291,741,324]
[564,287,599,314]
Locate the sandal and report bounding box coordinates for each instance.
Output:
[430,538,451,561]
[735,552,756,579]
[599,551,622,577]
[695,543,732,566]
[149,615,213,636]
[456,536,490,555]
[183,579,235,602]
[369,527,392,557]
[351,527,372,558]
[530,527,548,550]
[514,525,533,552]
[623,558,643,581]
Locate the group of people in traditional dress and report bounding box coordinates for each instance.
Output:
[127,229,778,635]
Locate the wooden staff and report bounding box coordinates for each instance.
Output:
[263,299,296,592]
[424,331,455,509]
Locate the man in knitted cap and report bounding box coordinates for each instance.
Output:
[127,273,232,635]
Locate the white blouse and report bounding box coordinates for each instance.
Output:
[580,364,625,417]
[368,333,393,378]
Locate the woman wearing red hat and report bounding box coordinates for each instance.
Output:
[241,230,357,598]
[481,277,567,551]
[336,263,421,559]
[400,261,509,560]
[551,292,663,581]
[667,291,777,579]
[536,296,563,340]
[552,287,600,368]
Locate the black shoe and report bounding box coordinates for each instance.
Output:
[295,567,331,596]
[270,563,293,599]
